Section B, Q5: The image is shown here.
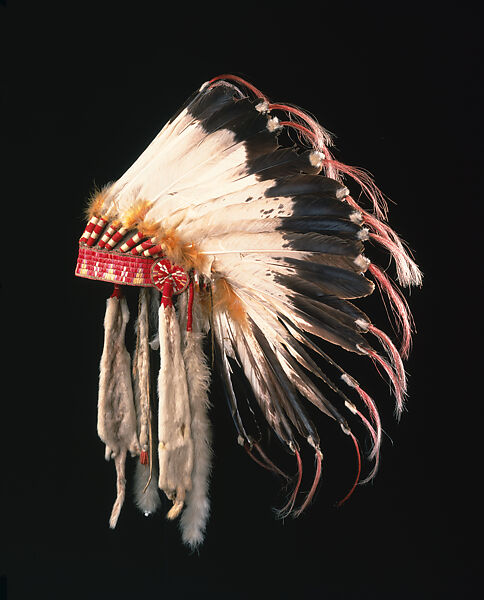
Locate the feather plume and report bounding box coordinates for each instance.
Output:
[212,277,248,325]
[85,184,112,219]
[121,198,152,229]
[212,311,252,444]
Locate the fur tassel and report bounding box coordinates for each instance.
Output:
[134,460,161,516]
[132,288,161,515]
[133,289,152,454]
[109,450,127,528]
[157,292,194,518]
[98,291,140,528]
[178,288,213,549]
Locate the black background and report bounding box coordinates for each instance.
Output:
[2,2,482,598]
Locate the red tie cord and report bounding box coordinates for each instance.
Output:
[110,283,123,299]
[252,442,290,480]
[244,441,290,479]
[368,263,413,359]
[186,279,194,332]
[279,120,318,145]
[160,278,174,308]
[207,74,267,99]
[336,432,362,507]
[293,449,323,518]
[140,451,149,465]
[277,447,303,517]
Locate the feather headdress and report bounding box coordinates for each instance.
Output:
[75,74,422,549]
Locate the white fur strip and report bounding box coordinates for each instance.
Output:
[132,289,161,516]
[133,289,151,452]
[134,460,161,516]
[98,296,140,527]
[157,303,193,516]
[180,328,212,549]
[98,296,140,455]
[109,449,127,528]
[176,290,212,548]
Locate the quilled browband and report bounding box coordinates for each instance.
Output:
[76,217,189,294]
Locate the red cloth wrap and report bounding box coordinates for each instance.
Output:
[187,279,194,332]
[160,278,174,308]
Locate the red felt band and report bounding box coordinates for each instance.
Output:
[121,233,143,250]
[131,239,154,254]
[140,451,149,465]
[160,278,174,308]
[81,218,98,237]
[85,221,97,232]
[146,244,163,256]
[93,219,107,234]
[111,230,123,241]
[187,278,194,331]
[110,284,123,299]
